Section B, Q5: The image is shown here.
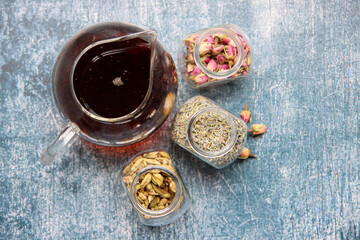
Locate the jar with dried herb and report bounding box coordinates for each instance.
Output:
[121,150,191,226]
[171,96,247,168]
[178,24,252,88]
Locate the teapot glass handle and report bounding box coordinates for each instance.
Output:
[41,122,80,165]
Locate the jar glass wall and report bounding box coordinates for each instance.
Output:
[171,96,247,168]
[178,24,252,89]
[121,150,191,226]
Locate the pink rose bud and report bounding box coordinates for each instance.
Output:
[216,54,226,64]
[194,74,208,84]
[238,147,256,160]
[190,66,202,76]
[186,64,196,73]
[219,64,229,70]
[228,39,236,48]
[234,31,242,37]
[241,62,248,67]
[222,37,231,45]
[184,34,200,43]
[202,56,211,64]
[225,45,236,59]
[186,53,195,64]
[207,35,215,44]
[240,103,252,123]
[248,124,267,136]
[241,37,247,46]
[211,45,224,55]
[206,59,218,71]
[199,42,213,56]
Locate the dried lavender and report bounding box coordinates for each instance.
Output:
[171,96,247,168]
[190,111,232,152]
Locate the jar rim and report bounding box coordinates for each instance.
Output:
[194,28,245,79]
[129,165,183,218]
[187,107,238,158]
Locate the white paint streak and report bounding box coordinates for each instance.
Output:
[279,166,290,179]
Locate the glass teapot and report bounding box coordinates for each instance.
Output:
[41,22,178,164]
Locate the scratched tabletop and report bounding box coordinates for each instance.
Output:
[1,0,360,239]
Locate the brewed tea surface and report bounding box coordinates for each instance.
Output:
[73,38,151,118]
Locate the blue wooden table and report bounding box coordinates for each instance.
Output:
[1,0,359,239]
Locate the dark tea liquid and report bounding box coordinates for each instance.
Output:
[53,23,177,145]
[73,38,151,118]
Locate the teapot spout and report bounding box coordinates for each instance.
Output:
[112,28,158,74]
[134,29,158,48]
[113,29,158,50]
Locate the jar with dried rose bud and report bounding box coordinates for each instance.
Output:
[171,96,247,168]
[178,24,252,88]
[121,150,191,226]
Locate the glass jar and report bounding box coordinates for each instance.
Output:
[121,150,191,226]
[171,96,247,168]
[178,24,252,88]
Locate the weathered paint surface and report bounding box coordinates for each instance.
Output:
[1,0,360,239]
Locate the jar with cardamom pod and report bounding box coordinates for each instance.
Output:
[178,24,252,88]
[121,150,191,226]
[171,95,247,168]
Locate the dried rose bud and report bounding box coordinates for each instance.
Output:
[241,62,248,67]
[216,54,226,64]
[219,64,229,70]
[211,45,224,55]
[186,53,195,64]
[206,59,218,71]
[187,44,194,52]
[225,45,236,59]
[238,147,256,160]
[228,60,234,68]
[186,64,196,73]
[228,39,236,48]
[202,56,211,64]
[221,37,231,45]
[245,56,251,66]
[217,34,226,40]
[199,42,213,56]
[194,74,208,84]
[240,37,247,46]
[240,103,252,123]
[184,34,200,44]
[248,124,267,136]
[245,45,250,54]
[190,66,202,76]
[207,35,215,44]
[234,31,243,39]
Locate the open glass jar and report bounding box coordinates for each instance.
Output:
[121,150,191,226]
[171,96,247,168]
[178,24,252,88]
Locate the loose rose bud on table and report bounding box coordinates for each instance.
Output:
[240,103,252,124]
[248,124,267,136]
[238,147,257,160]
